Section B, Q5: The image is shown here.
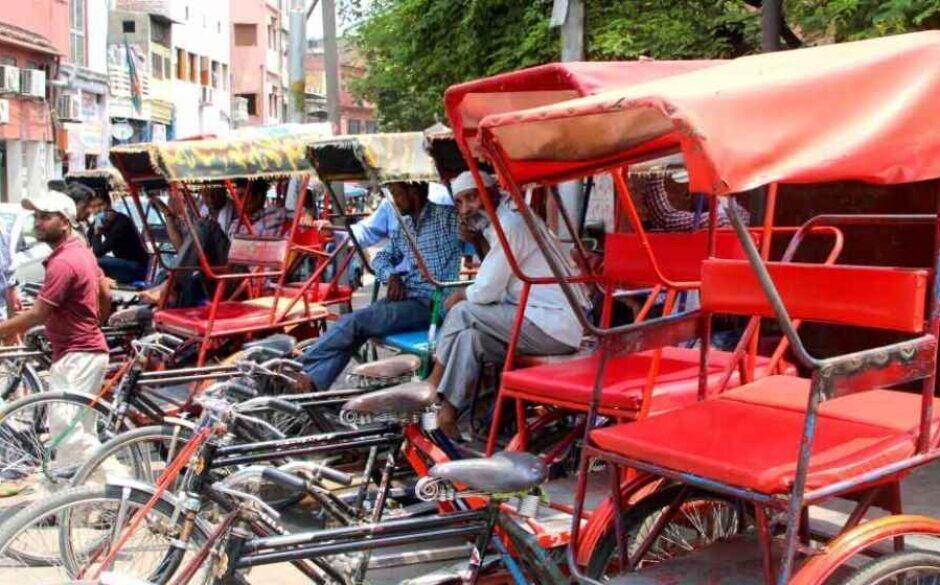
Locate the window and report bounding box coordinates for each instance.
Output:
[122,20,136,34]
[70,0,86,66]
[189,53,197,83]
[164,56,171,78]
[234,24,257,47]
[151,52,163,79]
[217,21,221,34]
[347,119,361,135]
[365,120,378,134]
[199,56,209,86]
[268,17,278,50]
[222,64,229,90]
[150,20,170,46]
[176,48,187,80]
[210,60,219,88]
[1,56,16,66]
[238,93,258,116]
[185,6,189,20]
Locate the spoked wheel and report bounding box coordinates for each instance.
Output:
[840,551,940,585]
[0,484,210,584]
[586,485,750,579]
[0,358,44,403]
[0,392,121,486]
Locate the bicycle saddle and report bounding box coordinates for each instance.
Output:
[243,334,297,357]
[107,306,154,328]
[350,355,421,379]
[342,381,436,414]
[429,452,547,493]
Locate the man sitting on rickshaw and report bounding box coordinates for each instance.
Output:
[140,181,286,307]
[430,171,591,439]
[299,180,464,391]
[88,190,150,285]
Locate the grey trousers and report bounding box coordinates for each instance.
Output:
[435,302,576,409]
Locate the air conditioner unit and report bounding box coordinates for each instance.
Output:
[21,69,46,99]
[0,65,20,94]
[200,86,213,105]
[56,94,81,122]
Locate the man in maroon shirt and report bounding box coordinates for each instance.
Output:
[0,190,111,481]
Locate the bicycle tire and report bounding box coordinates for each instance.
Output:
[585,484,750,579]
[0,358,45,402]
[0,483,209,584]
[839,550,940,585]
[0,390,125,485]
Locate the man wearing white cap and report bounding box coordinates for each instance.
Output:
[430,171,590,439]
[0,190,111,482]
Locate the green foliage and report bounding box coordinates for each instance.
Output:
[344,0,940,130]
[788,0,940,41]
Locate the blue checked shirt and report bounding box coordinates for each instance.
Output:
[372,202,461,300]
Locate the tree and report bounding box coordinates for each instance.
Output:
[345,0,940,130]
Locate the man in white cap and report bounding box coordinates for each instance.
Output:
[0,190,111,483]
[430,171,590,439]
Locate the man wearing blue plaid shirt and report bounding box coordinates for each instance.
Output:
[299,181,463,391]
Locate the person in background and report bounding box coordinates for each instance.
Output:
[0,229,16,323]
[0,191,113,486]
[427,171,590,439]
[299,181,464,391]
[64,183,95,242]
[641,172,750,231]
[88,191,149,285]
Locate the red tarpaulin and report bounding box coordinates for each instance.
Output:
[444,61,720,158]
[477,32,940,194]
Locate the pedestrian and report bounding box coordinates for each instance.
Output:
[0,190,113,489]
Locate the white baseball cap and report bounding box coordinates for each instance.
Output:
[450,170,496,199]
[22,190,79,226]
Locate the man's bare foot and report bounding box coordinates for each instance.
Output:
[437,400,462,440]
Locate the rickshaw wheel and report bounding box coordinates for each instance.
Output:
[838,551,940,585]
[585,485,749,579]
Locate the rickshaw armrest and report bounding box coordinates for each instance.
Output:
[602,310,703,357]
[812,334,938,401]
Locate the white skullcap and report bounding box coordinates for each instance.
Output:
[450,170,495,198]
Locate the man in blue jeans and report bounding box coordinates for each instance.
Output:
[299,181,464,391]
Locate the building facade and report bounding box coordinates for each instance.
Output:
[0,0,66,202]
[110,0,231,143]
[61,0,111,174]
[230,0,287,127]
[305,38,375,135]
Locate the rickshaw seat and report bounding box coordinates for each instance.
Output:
[501,346,783,415]
[277,282,354,304]
[379,330,432,355]
[591,383,940,494]
[155,297,328,337]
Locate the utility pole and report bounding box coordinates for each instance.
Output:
[761,0,783,52]
[322,0,342,136]
[288,0,308,123]
[553,0,585,240]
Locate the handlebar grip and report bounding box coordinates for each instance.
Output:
[267,398,303,417]
[310,464,354,487]
[261,468,307,492]
[224,382,257,400]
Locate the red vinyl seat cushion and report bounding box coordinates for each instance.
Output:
[155,299,327,336]
[591,377,940,494]
[277,282,353,303]
[501,346,782,415]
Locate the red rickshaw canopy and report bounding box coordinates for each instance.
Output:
[478,31,940,194]
[444,60,720,158]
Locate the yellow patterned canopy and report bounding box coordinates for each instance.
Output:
[306,132,439,184]
[110,126,331,185]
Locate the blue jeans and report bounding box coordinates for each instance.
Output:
[300,297,433,390]
[98,256,148,285]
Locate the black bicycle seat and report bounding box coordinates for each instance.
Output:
[342,381,436,415]
[429,452,547,493]
[350,355,421,379]
[107,306,154,328]
[243,334,297,357]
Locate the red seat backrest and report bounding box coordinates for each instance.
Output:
[603,230,748,288]
[701,259,929,333]
[228,236,289,269]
